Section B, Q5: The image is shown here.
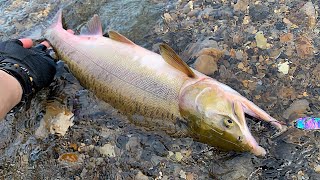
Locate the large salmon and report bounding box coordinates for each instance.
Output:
[45,10,284,156]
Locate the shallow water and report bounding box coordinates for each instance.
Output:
[0,0,320,179]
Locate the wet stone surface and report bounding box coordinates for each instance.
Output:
[0,0,320,179]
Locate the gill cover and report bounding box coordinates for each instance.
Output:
[179,79,266,156]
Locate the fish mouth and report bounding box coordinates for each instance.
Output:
[192,125,266,156]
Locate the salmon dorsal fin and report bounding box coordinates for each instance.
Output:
[80,14,103,36]
[108,31,135,45]
[159,44,196,78]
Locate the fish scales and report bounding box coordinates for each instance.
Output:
[47,30,187,123]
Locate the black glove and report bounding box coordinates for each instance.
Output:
[0,39,56,109]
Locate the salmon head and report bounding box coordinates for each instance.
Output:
[179,79,267,156]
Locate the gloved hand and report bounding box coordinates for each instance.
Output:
[0,39,56,109]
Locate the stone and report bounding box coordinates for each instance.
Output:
[275,21,286,30]
[163,13,173,22]
[234,0,249,12]
[295,35,314,59]
[277,61,290,75]
[135,171,149,180]
[302,2,316,28]
[255,31,270,49]
[98,143,116,157]
[35,103,74,138]
[249,4,270,22]
[280,33,293,43]
[193,55,218,75]
[179,170,187,179]
[283,99,310,119]
[175,152,183,162]
[314,165,320,173]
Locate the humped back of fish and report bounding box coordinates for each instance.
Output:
[45,12,192,130]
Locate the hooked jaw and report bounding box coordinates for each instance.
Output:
[179,79,283,156]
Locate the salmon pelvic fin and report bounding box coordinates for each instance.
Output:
[159,43,196,78]
[108,31,136,45]
[50,9,63,29]
[80,14,103,36]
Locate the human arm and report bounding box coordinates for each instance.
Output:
[0,39,56,119]
[0,69,23,119]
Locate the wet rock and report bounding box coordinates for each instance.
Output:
[116,135,129,149]
[283,99,310,120]
[59,153,79,162]
[163,13,173,23]
[275,21,286,30]
[234,0,249,12]
[182,1,193,14]
[277,61,290,75]
[183,38,219,59]
[175,152,183,162]
[179,170,187,179]
[150,155,162,166]
[98,143,116,157]
[193,55,218,75]
[249,4,270,22]
[209,155,255,179]
[314,165,320,173]
[126,136,141,151]
[302,2,317,29]
[255,31,270,49]
[135,171,149,180]
[295,35,314,59]
[35,103,74,138]
[280,33,293,43]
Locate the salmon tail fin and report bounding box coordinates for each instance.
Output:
[49,9,63,29]
[80,14,103,36]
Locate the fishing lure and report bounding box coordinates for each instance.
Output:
[295,117,320,130]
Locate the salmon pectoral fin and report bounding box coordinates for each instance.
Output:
[237,95,285,130]
[108,31,136,45]
[159,43,196,78]
[80,14,103,36]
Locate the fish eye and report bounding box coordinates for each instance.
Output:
[223,119,234,128]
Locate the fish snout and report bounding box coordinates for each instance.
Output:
[250,145,267,156]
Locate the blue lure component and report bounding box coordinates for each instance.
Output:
[295,117,320,130]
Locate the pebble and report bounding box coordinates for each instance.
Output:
[234,0,249,12]
[175,152,183,162]
[126,136,141,151]
[164,13,173,22]
[302,2,316,29]
[314,165,320,173]
[235,50,244,60]
[249,4,270,22]
[179,170,187,179]
[98,143,116,157]
[193,55,218,75]
[135,171,149,180]
[295,35,314,59]
[275,21,286,30]
[282,99,310,119]
[58,153,79,163]
[242,16,250,25]
[182,1,193,14]
[277,61,289,75]
[255,31,270,49]
[280,33,293,43]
